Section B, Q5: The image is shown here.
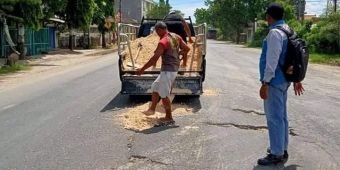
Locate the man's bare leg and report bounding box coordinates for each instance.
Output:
[161,96,173,120]
[143,92,159,116]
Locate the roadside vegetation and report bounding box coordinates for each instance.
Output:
[310,53,340,66]
[194,0,340,66]
[0,63,29,75]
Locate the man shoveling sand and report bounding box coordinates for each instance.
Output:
[136,22,190,125]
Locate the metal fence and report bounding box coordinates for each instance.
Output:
[0,27,49,58]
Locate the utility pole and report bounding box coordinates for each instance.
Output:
[119,0,122,22]
[335,0,337,12]
[295,0,306,21]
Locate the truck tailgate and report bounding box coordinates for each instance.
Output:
[121,74,203,95]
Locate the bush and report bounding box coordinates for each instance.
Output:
[306,13,340,54]
[249,20,268,47]
[0,63,29,75]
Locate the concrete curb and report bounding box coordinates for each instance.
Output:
[84,48,118,56]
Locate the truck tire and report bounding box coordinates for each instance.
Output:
[129,95,151,101]
[201,59,206,82]
[118,58,123,81]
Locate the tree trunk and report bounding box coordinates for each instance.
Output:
[88,29,91,49]
[236,28,240,44]
[102,32,106,48]
[17,24,25,60]
[69,28,74,50]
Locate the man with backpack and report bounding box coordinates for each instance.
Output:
[258,3,306,166]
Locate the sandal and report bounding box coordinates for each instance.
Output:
[154,119,175,127]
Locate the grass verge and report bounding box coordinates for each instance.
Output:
[0,63,30,75]
[310,53,340,66]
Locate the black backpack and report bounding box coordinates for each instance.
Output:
[276,26,309,83]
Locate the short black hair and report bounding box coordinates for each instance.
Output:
[155,21,167,30]
[266,2,284,20]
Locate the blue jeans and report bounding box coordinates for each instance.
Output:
[264,82,290,156]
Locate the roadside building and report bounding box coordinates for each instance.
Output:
[304,14,319,23]
[115,0,155,24]
[1,12,62,59]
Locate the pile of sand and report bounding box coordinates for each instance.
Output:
[122,33,203,70]
[118,102,193,131]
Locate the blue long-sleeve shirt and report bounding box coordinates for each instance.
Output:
[259,20,289,85]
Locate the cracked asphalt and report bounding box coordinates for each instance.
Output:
[0,41,340,170]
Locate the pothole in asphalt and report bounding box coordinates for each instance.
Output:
[129,155,169,165]
[206,122,267,131]
[232,108,265,116]
[206,122,299,136]
[289,128,298,136]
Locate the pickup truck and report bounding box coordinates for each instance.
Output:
[117,17,206,96]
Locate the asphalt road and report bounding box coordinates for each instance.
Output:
[0,40,340,170]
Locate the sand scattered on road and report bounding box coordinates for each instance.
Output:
[118,102,193,131]
[203,88,221,96]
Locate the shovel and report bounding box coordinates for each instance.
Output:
[127,43,142,68]
[189,38,197,76]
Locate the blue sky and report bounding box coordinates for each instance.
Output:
[169,0,327,22]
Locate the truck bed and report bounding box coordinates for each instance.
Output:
[117,21,206,96]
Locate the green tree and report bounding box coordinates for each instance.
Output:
[205,0,245,43]
[197,0,305,44]
[65,0,95,50]
[1,0,41,4]
[194,8,210,25]
[42,0,67,20]
[146,0,171,18]
[201,0,271,43]
[1,0,43,29]
[93,0,115,48]
[1,0,43,59]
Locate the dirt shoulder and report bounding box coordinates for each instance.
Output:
[0,48,117,90]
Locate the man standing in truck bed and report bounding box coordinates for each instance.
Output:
[136,21,190,125]
[164,10,193,68]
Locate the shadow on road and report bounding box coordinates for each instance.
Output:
[253,164,300,170]
[101,94,202,113]
[46,49,82,55]
[100,93,134,112]
[28,64,60,67]
[135,124,180,134]
[173,96,202,113]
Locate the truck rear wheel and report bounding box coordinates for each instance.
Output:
[129,95,151,101]
[118,58,123,81]
[201,59,206,82]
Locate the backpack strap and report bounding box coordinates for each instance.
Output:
[275,26,297,39]
[274,26,293,72]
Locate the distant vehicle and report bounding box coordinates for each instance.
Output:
[117,16,207,97]
[207,29,217,39]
